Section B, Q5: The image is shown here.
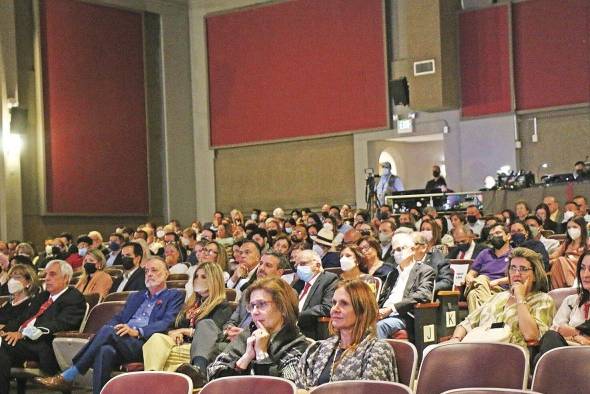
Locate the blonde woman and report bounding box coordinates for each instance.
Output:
[74,249,112,299]
[143,262,232,371]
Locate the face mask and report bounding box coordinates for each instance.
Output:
[421,230,433,242]
[455,242,470,252]
[528,227,539,238]
[381,168,391,176]
[251,213,258,221]
[7,278,24,294]
[45,245,52,255]
[84,263,97,275]
[490,236,506,249]
[285,227,293,234]
[51,246,61,255]
[511,233,526,247]
[339,256,356,272]
[121,256,135,270]
[297,265,314,282]
[568,227,581,240]
[563,211,575,222]
[378,232,391,245]
[180,237,190,247]
[109,242,120,252]
[267,229,278,238]
[78,248,88,257]
[466,215,477,224]
[433,170,441,177]
[156,230,165,239]
[193,283,208,295]
[394,247,412,264]
[312,244,326,258]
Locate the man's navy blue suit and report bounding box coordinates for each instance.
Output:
[71,288,183,393]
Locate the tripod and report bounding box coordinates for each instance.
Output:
[365,174,381,219]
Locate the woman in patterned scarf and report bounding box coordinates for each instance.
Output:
[296,279,398,389]
[142,262,232,371]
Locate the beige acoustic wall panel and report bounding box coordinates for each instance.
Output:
[393,0,460,111]
[215,135,355,212]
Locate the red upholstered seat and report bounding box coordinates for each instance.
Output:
[310,380,411,394]
[101,371,192,394]
[385,339,418,387]
[531,346,590,394]
[200,376,296,394]
[441,389,542,394]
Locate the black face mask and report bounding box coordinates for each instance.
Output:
[490,236,506,249]
[84,263,97,275]
[466,215,478,224]
[121,256,135,270]
[51,246,61,255]
[510,233,526,247]
[433,170,441,178]
[455,242,470,252]
[267,229,278,238]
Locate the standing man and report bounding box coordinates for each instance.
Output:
[375,162,404,206]
[0,260,86,394]
[425,165,447,193]
[36,257,184,394]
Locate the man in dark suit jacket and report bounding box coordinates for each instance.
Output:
[294,250,338,339]
[376,233,435,339]
[0,260,86,394]
[36,257,184,394]
[447,225,489,260]
[110,242,147,293]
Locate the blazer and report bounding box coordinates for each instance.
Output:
[107,287,184,339]
[447,242,489,260]
[223,296,250,330]
[378,262,435,317]
[295,271,338,339]
[423,249,453,292]
[24,287,87,339]
[75,270,113,299]
[109,267,147,293]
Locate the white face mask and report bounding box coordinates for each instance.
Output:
[180,237,190,247]
[8,278,24,294]
[378,232,391,245]
[156,230,165,239]
[421,230,433,242]
[339,256,357,272]
[393,247,412,264]
[193,284,208,295]
[381,168,391,176]
[563,211,575,222]
[251,213,258,221]
[568,227,581,240]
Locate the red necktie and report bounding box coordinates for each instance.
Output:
[583,303,590,320]
[20,298,53,330]
[299,282,311,301]
[459,251,465,259]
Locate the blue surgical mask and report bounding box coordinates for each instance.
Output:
[297,265,314,282]
[78,247,88,257]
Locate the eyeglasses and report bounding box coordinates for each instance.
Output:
[246,300,274,312]
[509,265,533,273]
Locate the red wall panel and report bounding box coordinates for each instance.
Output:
[41,0,148,214]
[460,5,512,117]
[513,0,590,110]
[206,0,388,147]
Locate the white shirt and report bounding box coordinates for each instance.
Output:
[551,294,588,330]
[116,266,139,293]
[468,220,485,236]
[226,264,258,300]
[383,261,416,314]
[298,272,320,312]
[106,251,121,267]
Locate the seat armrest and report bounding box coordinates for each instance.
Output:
[53,331,94,340]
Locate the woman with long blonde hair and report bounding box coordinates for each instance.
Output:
[142,262,232,371]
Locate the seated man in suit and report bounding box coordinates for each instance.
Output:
[110,242,147,293]
[411,232,453,293]
[0,259,86,394]
[376,232,435,339]
[294,250,338,339]
[447,225,489,260]
[36,256,184,394]
[226,240,261,300]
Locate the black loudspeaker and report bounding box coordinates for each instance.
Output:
[390,77,409,106]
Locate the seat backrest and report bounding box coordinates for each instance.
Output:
[103,291,137,302]
[83,301,126,334]
[531,346,590,394]
[168,273,189,281]
[360,275,382,300]
[310,380,411,394]
[415,343,528,394]
[200,376,296,394]
[441,389,542,394]
[385,339,418,387]
[547,287,577,310]
[166,280,187,288]
[100,371,192,394]
[84,293,101,310]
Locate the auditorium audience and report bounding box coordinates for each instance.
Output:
[357,236,394,283]
[549,216,587,289]
[207,277,308,382]
[534,251,590,365]
[74,249,113,299]
[509,220,550,270]
[447,247,554,350]
[297,280,397,389]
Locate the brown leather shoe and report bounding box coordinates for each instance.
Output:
[34,374,73,391]
[175,363,207,388]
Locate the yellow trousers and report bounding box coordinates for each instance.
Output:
[465,275,504,313]
[142,333,191,371]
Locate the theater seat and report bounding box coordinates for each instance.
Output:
[310,380,411,394]
[547,287,577,310]
[531,346,590,394]
[103,291,137,302]
[385,339,418,387]
[200,375,297,394]
[100,371,192,394]
[441,389,541,394]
